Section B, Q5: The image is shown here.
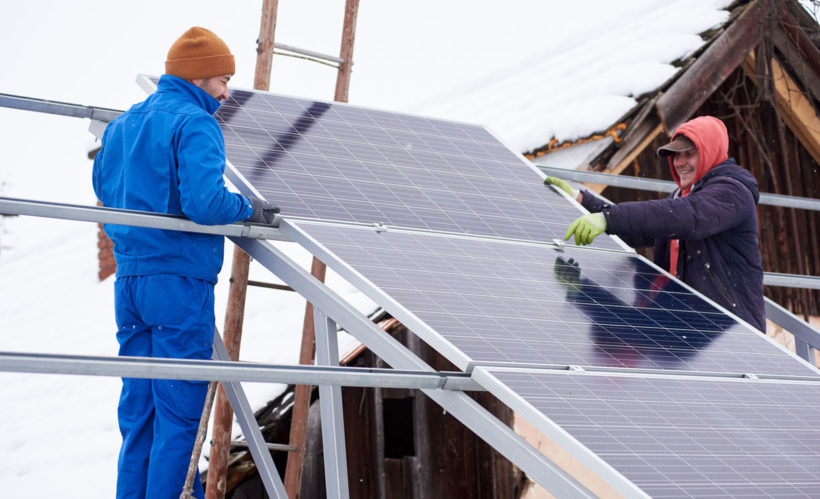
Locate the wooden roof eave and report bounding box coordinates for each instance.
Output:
[655,0,766,135]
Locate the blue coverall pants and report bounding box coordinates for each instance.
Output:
[114,275,214,499]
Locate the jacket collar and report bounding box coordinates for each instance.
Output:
[156,74,221,115]
[671,158,760,204]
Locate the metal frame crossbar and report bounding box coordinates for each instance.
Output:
[538,164,820,212]
[0,350,480,390]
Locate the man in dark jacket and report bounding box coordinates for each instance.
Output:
[547,116,765,331]
[93,27,275,499]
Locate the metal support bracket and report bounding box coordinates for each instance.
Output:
[314,308,350,498]
[212,329,288,498]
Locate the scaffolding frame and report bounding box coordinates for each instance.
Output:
[3,194,820,497]
[3,90,820,496]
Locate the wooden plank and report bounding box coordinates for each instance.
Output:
[207,4,280,499]
[334,0,360,103]
[743,51,820,166]
[656,0,764,134]
[772,24,820,104]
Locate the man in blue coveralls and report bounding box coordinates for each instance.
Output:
[93,27,276,498]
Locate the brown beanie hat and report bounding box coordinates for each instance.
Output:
[165,27,235,80]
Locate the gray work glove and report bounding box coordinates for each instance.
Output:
[245,196,280,225]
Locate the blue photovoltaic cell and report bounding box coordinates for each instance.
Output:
[210,87,622,249]
[486,369,820,498]
[294,221,818,377]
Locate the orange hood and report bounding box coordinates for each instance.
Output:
[668,116,729,194]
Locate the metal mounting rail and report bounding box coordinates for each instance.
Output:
[0,350,481,391]
[0,92,122,122]
[538,164,820,212]
[765,297,820,364]
[764,272,820,290]
[0,197,286,240]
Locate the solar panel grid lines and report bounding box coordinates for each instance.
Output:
[201,83,624,248]
[475,367,820,498]
[286,220,819,377]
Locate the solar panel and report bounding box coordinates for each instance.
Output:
[289,221,817,377]
[477,368,820,498]
[208,85,623,250]
[136,77,820,496]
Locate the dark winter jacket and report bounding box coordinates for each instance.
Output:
[581,160,765,331]
[93,75,253,283]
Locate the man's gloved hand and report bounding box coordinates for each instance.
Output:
[246,196,280,225]
[564,213,606,245]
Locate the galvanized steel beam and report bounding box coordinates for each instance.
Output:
[537,165,820,211]
[0,197,285,240]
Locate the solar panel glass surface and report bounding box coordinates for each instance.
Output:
[293,221,817,377]
[211,87,622,249]
[483,369,820,498]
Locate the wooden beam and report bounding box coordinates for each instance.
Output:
[743,51,820,166]
[772,23,820,104]
[778,4,820,89]
[207,2,279,499]
[656,0,764,134]
[334,0,360,103]
[285,3,360,495]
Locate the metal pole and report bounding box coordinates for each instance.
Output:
[0,92,122,122]
[208,1,280,497]
[212,331,288,498]
[0,196,284,240]
[314,308,350,498]
[284,257,323,497]
[536,164,820,211]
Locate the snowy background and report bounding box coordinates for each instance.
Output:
[2,0,814,496]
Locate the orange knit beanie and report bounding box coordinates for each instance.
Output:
[165,27,235,79]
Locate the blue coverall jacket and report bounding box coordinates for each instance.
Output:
[93,74,253,282]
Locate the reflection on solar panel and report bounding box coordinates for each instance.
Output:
[480,368,820,498]
[291,221,817,377]
[142,75,820,496]
[212,88,621,249]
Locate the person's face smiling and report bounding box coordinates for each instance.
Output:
[673,148,700,190]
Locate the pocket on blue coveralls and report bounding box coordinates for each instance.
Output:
[139,275,214,357]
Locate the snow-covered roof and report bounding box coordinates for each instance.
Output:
[416,1,731,152]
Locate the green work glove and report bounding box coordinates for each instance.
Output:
[544,176,573,196]
[564,213,606,245]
